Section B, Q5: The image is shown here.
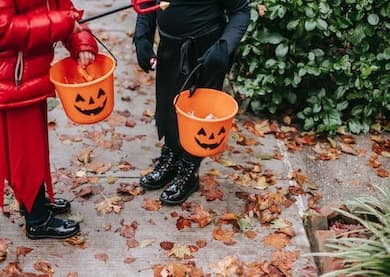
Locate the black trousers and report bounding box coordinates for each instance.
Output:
[24,184,49,225]
[155,27,229,166]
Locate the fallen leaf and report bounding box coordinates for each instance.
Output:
[124,257,136,264]
[95,193,122,215]
[271,250,300,276]
[139,239,154,248]
[85,162,112,174]
[376,167,389,178]
[0,238,11,262]
[168,244,192,259]
[176,216,192,230]
[160,241,175,251]
[339,142,358,155]
[127,238,139,248]
[16,246,33,258]
[263,233,291,250]
[188,205,212,228]
[195,240,207,248]
[95,253,109,263]
[143,199,162,211]
[34,260,54,276]
[64,235,86,249]
[212,225,236,245]
[209,255,238,276]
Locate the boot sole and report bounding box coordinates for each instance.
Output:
[140,172,177,190]
[159,182,200,206]
[26,227,80,240]
[27,231,79,240]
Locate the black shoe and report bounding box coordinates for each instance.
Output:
[20,198,71,216]
[140,145,180,190]
[26,212,80,240]
[159,159,200,205]
[44,198,71,214]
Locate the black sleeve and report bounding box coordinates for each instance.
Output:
[219,0,250,54]
[134,7,157,44]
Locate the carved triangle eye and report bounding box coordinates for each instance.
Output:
[197,128,207,136]
[218,127,226,135]
[97,89,106,98]
[76,94,85,102]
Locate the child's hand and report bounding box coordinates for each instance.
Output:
[78,51,95,68]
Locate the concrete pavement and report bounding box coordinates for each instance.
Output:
[1,1,388,276]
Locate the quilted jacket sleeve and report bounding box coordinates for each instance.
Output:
[63,24,98,60]
[0,0,77,50]
[57,0,98,61]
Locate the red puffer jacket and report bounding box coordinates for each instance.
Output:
[0,0,98,109]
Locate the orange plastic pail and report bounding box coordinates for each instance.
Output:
[174,88,238,157]
[49,53,115,124]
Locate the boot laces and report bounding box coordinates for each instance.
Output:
[152,146,177,171]
[176,160,197,182]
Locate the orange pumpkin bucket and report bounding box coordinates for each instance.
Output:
[174,88,238,157]
[49,53,115,124]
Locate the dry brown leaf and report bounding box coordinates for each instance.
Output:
[0,238,11,262]
[339,142,358,155]
[188,205,212,228]
[263,233,291,250]
[127,238,139,248]
[95,193,122,215]
[34,260,54,276]
[86,162,112,174]
[143,199,162,211]
[95,253,109,263]
[271,250,300,277]
[209,255,238,276]
[124,257,136,264]
[176,216,192,230]
[160,241,175,251]
[212,225,236,245]
[288,169,309,185]
[199,176,223,201]
[376,167,389,178]
[16,246,33,258]
[64,235,86,249]
[77,148,93,165]
[76,186,94,198]
[195,240,207,248]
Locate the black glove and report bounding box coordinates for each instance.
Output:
[198,40,229,74]
[134,38,156,73]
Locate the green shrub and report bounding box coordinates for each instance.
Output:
[230,0,390,135]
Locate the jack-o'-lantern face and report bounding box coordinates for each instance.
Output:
[194,126,226,150]
[74,88,107,116]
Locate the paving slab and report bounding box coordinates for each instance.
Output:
[3,1,388,276]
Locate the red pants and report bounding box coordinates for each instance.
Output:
[0,101,53,213]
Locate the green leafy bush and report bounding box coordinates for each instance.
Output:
[230,0,390,135]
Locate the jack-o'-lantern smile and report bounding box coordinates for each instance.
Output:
[74,88,107,116]
[194,126,226,150]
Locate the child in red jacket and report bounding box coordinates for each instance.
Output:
[0,0,98,239]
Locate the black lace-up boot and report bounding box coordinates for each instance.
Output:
[140,145,180,190]
[159,159,200,205]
